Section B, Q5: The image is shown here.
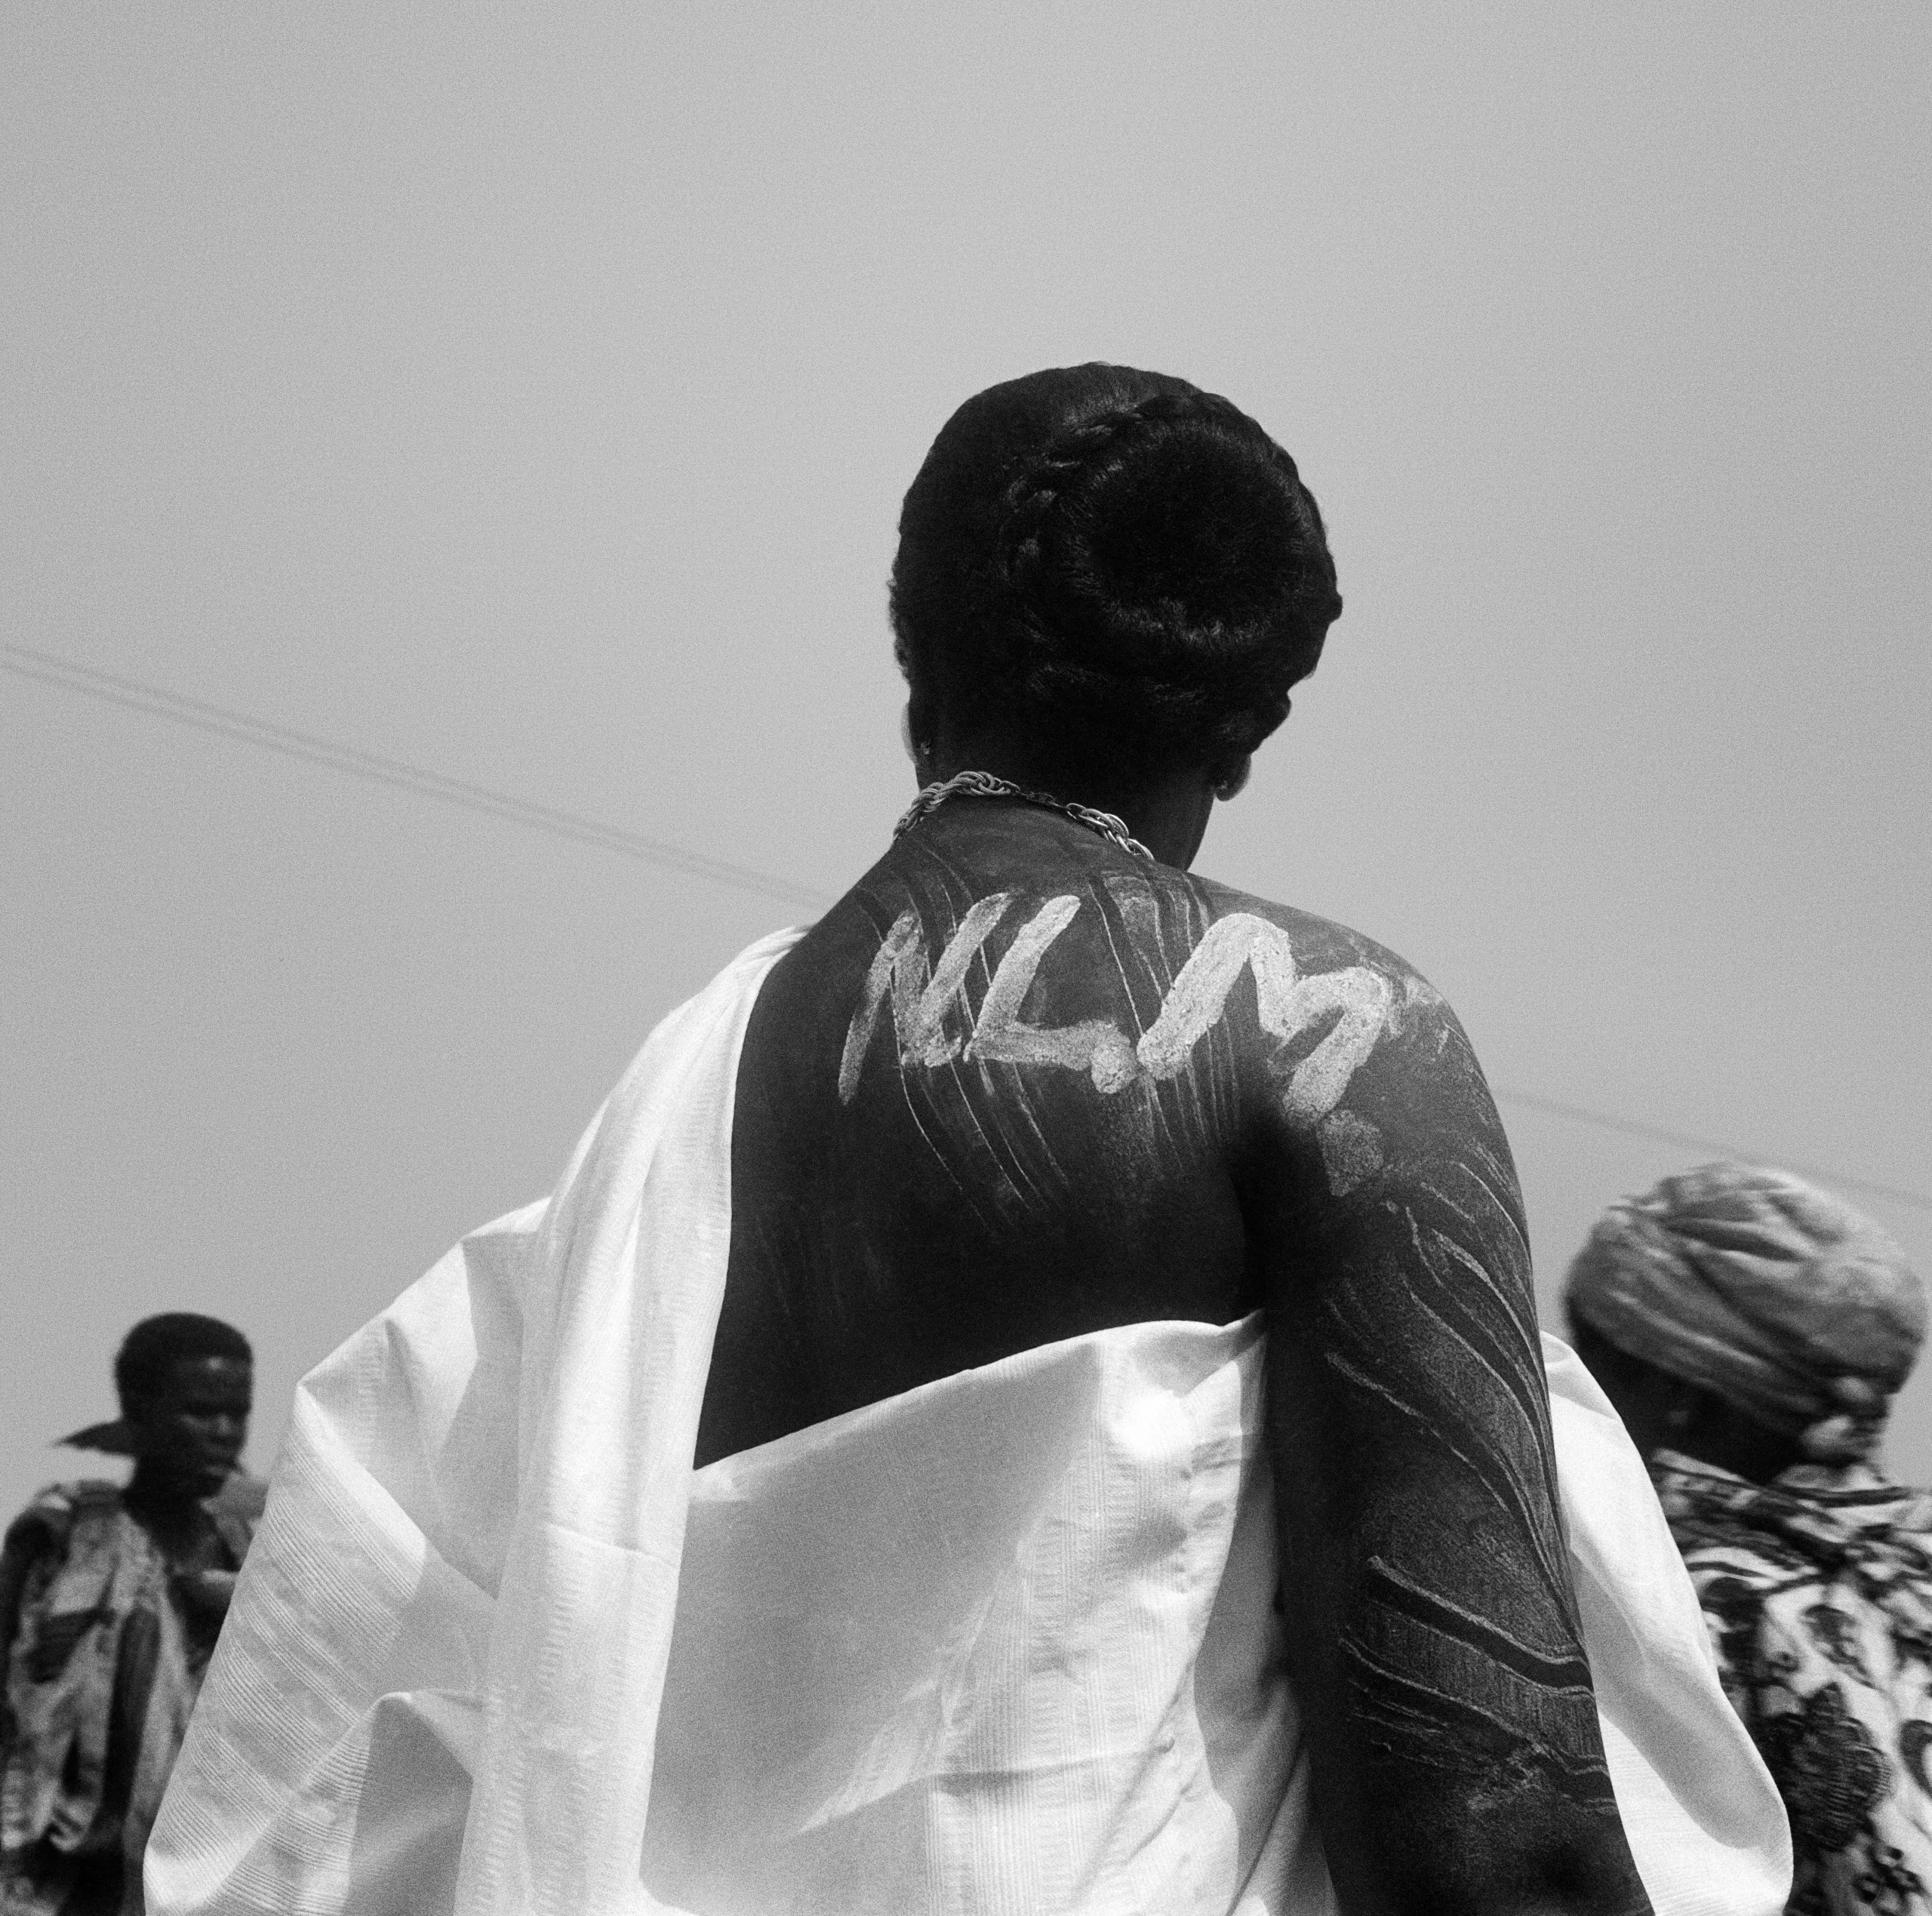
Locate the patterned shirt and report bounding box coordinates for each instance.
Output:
[0,1479,260,1916]
[1654,1451,1932,1916]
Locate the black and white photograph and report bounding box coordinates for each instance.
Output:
[3,8,1927,1912]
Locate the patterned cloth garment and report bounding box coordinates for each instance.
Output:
[1,1480,258,1916]
[1654,1451,1932,1916]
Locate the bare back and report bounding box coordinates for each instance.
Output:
[699,799,1652,1912]
[700,806,1275,1462]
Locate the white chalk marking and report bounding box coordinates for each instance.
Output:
[965,895,1140,1092]
[838,894,1011,1102]
[842,897,1396,1126]
[1318,1109,1386,1196]
[1137,912,1393,1124]
[1260,963,1395,1124]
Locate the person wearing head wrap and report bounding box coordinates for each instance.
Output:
[1566,1162,1932,1916]
[0,1315,261,1915]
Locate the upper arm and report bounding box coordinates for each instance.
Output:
[1253,964,1568,1662]
[1241,951,1650,1911]
[0,1512,58,1726]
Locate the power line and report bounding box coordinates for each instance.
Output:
[8,641,1930,1214]
[1489,1087,1932,1216]
[2,642,830,911]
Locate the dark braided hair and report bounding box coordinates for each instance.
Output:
[115,1312,251,1410]
[891,364,1341,781]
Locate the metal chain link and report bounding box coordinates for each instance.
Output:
[893,769,1155,863]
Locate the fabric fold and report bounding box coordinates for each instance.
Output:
[148,929,1789,1915]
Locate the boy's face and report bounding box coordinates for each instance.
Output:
[131,1355,252,1496]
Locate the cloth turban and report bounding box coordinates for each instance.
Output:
[1565,1162,1924,1462]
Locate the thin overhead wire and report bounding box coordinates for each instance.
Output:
[1489,1088,1932,1215]
[2,642,829,911]
[8,641,1930,1214]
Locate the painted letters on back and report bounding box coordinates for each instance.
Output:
[838,891,1394,1127]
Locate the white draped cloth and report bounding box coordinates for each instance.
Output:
[147,930,1791,1916]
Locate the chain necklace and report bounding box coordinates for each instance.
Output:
[893,769,1155,863]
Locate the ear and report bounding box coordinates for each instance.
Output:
[903,687,941,783]
[906,684,937,749]
[118,1401,160,1459]
[1211,755,1252,802]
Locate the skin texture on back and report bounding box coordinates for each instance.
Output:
[700,800,1650,1915]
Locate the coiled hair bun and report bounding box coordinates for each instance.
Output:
[891,363,1341,779]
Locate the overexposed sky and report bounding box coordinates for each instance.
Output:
[4,2,1928,1521]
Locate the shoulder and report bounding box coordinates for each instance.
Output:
[4,1481,122,1562]
[1151,879,1527,1232]
[1186,877,1471,1094]
[1189,876,1442,996]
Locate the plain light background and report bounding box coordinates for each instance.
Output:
[4,3,1927,1524]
